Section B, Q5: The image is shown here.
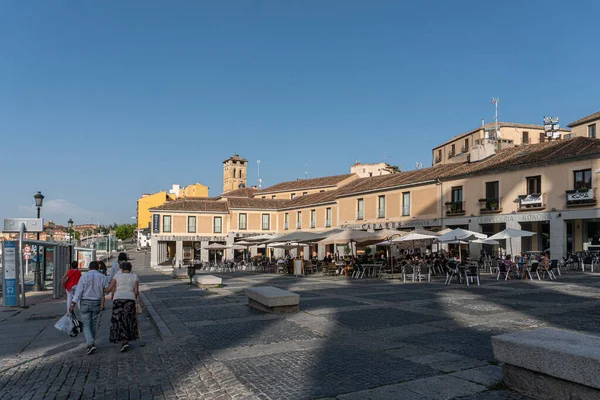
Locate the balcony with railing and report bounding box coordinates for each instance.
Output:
[479,197,502,214]
[566,188,597,207]
[445,201,466,216]
[435,156,441,164]
[517,193,544,210]
[448,150,455,158]
[377,208,385,218]
[357,210,364,220]
[461,145,469,153]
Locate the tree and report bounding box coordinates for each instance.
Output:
[115,224,136,240]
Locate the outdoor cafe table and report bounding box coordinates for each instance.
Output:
[358,263,383,278]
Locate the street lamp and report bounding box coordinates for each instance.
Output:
[68,219,73,244]
[33,191,44,291]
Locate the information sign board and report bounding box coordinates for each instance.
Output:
[3,241,17,306]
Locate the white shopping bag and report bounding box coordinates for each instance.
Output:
[54,313,73,334]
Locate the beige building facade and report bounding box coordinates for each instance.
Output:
[568,111,600,139]
[432,121,571,166]
[150,136,600,266]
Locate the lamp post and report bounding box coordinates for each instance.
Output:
[68,219,73,244]
[33,191,44,291]
[68,218,74,267]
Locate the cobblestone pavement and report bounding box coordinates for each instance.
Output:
[4,252,600,399]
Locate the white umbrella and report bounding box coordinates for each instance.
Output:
[487,228,535,257]
[437,228,487,242]
[389,232,439,279]
[472,238,500,245]
[203,243,231,263]
[437,228,487,261]
[319,230,385,245]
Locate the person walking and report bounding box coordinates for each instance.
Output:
[61,261,81,313]
[69,261,109,355]
[105,262,139,352]
[108,252,128,283]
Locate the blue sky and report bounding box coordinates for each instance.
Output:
[1,1,599,226]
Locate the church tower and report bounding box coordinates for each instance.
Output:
[223,154,248,193]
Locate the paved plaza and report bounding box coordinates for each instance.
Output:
[2,254,600,400]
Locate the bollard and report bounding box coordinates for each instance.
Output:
[187,265,195,285]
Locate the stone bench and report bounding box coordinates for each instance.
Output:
[172,268,188,279]
[192,275,222,288]
[492,328,600,400]
[245,286,300,313]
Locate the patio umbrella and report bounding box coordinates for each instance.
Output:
[437,228,487,261]
[389,232,439,279]
[319,230,386,256]
[203,243,231,263]
[487,228,536,257]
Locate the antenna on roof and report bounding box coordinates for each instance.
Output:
[304,162,308,180]
[257,160,262,189]
[415,162,423,170]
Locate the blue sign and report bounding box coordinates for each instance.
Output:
[3,241,17,306]
[152,214,160,233]
[4,279,17,306]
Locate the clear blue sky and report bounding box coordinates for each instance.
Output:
[1,1,598,226]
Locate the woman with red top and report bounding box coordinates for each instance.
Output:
[62,261,82,313]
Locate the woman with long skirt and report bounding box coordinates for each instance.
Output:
[105,261,139,352]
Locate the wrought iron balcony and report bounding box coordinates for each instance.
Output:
[479,197,502,214]
[445,201,466,216]
[517,193,544,210]
[566,188,596,207]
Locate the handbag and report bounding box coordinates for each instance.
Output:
[69,312,83,337]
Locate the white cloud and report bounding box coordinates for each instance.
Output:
[17,199,102,224]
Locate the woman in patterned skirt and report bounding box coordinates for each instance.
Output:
[105,261,139,352]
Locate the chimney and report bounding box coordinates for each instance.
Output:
[481,118,485,127]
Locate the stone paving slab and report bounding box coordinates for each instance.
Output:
[450,365,504,387]
[189,318,323,350]
[323,307,446,331]
[407,351,489,372]
[224,347,439,399]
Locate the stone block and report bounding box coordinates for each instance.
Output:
[246,286,300,313]
[504,364,600,400]
[172,269,188,279]
[492,327,600,390]
[192,275,222,287]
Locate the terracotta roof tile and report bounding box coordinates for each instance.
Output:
[447,136,600,177]
[151,199,229,212]
[281,190,338,209]
[223,154,248,163]
[336,137,600,196]
[568,111,600,127]
[220,187,259,198]
[227,197,290,210]
[259,174,355,194]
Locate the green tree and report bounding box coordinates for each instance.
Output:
[115,224,136,240]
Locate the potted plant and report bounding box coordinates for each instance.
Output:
[444,201,453,206]
[450,203,459,213]
[489,200,498,210]
[577,186,589,192]
[478,198,487,203]
[517,194,527,199]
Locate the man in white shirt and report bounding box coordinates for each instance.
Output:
[69,261,109,355]
[108,252,128,283]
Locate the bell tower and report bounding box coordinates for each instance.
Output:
[223,154,248,193]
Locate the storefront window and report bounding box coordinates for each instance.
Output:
[574,169,592,190]
[214,217,222,233]
[163,215,171,233]
[239,213,247,230]
[187,216,196,233]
